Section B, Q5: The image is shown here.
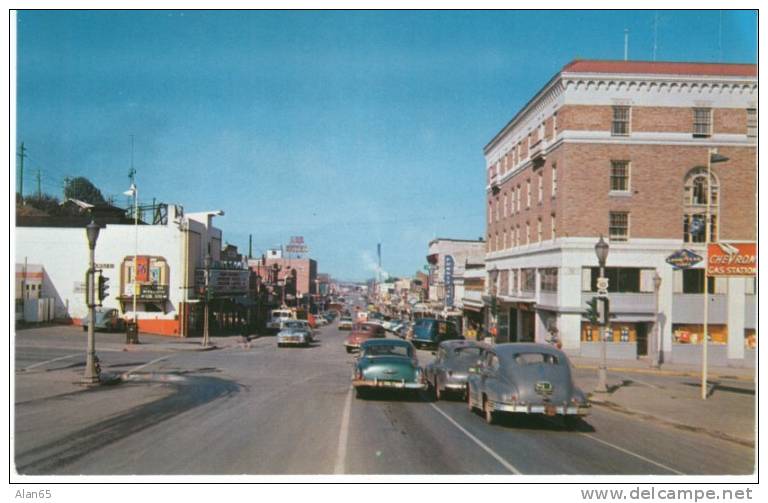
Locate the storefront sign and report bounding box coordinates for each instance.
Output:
[443,255,455,307]
[207,269,250,294]
[707,242,756,277]
[665,249,703,270]
[286,236,309,254]
[139,284,169,300]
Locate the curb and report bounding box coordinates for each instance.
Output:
[574,364,754,382]
[588,396,754,448]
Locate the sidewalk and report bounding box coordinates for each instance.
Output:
[571,356,756,447]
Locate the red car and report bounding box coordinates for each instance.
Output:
[344,322,386,353]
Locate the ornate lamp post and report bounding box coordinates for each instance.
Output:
[650,272,663,368]
[82,220,101,384]
[488,265,499,343]
[702,149,729,399]
[123,182,140,343]
[594,235,610,393]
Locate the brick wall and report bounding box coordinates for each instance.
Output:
[558,143,755,240]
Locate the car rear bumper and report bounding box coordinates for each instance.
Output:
[491,401,590,416]
[278,339,308,345]
[352,379,427,390]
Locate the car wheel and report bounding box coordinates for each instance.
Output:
[355,387,368,399]
[483,397,497,425]
[467,388,476,412]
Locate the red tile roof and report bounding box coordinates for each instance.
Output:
[563,60,756,77]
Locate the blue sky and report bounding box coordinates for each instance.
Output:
[15,10,757,281]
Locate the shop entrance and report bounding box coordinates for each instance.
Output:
[636,323,648,356]
[509,308,518,342]
[520,310,535,342]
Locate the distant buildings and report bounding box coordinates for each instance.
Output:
[483,60,756,365]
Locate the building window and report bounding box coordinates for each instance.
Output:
[510,190,516,215]
[537,218,542,243]
[495,233,500,252]
[515,226,520,247]
[693,107,712,137]
[553,112,558,133]
[495,197,500,221]
[610,161,630,192]
[551,213,556,240]
[551,164,557,197]
[488,201,493,223]
[526,222,530,244]
[609,212,629,241]
[503,193,508,218]
[683,168,719,242]
[747,108,757,138]
[682,269,715,294]
[521,268,536,292]
[540,268,558,293]
[588,267,641,293]
[516,186,521,212]
[538,172,544,203]
[526,180,531,208]
[612,106,630,136]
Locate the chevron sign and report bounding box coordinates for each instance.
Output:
[707,242,756,277]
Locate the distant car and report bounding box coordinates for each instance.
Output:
[267,309,297,333]
[338,317,354,330]
[344,322,386,353]
[409,318,462,350]
[277,320,314,347]
[467,343,590,425]
[81,307,125,332]
[352,339,427,398]
[425,340,488,400]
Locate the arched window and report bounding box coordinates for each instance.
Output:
[683,167,719,243]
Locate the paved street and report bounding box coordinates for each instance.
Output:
[13,323,755,476]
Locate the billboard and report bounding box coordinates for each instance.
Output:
[706,242,756,277]
[444,255,455,307]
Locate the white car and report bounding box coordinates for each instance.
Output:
[277,320,315,347]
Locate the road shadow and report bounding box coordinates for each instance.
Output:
[354,388,430,403]
[468,408,596,433]
[682,381,754,397]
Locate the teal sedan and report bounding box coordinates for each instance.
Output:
[352,339,427,398]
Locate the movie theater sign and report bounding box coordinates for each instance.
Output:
[707,242,757,277]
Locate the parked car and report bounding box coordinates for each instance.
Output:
[467,343,590,425]
[277,320,314,347]
[344,322,386,353]
[409,318,462,350]
[338,316,354,330]
[81,307,125,332]
[424,340,488,400]
[352,338,427,398]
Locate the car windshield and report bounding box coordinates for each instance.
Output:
[413,320,436,338]
[512,352,560,366]
[450,346,483,362]
[272,311,292,318]
[364,344,411,358]
[284,321,306,329]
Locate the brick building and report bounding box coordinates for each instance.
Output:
[483,60,756,366]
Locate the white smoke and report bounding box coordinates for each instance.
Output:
[361,250,390,281]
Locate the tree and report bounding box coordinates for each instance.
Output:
[64,177,106,205]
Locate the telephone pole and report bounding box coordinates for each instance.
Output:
[18,142,27,204]
[36,169,42,199]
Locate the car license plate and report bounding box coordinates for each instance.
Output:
[545,405,557,416]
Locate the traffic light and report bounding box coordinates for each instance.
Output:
[584,298,599,324]
[597,297,610,326]
[97,273,110,304]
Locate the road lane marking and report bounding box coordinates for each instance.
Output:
[122,355,171,377]
[429,404,522,475]
[334,387,353,474]
[21,353,81,371]
[580,433,685,475]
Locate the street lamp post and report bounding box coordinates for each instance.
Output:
[124,183,140,343]
[488,265,499,343]
[702,148,729,400]
[82,220,101,385]
[594,235,610,393]
[202,253,211,348]
[650,272,663,368]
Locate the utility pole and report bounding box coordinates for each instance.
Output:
[63,176,71,200]
[36,169,42,199]
[18,142,27,204]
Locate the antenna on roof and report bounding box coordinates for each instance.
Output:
[718,10,723,62]
[624,29,629,61]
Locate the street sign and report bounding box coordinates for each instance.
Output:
[707,242,756,277]
[95,263,114,269]
[666,249,703,270]
[596,277,609,296]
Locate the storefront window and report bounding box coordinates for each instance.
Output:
[588,267,641,293]
[539,268,558,292]
[745,329,756,349]
[521,268,536,292]
[682,269,715,294]
[672,324,728,344]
